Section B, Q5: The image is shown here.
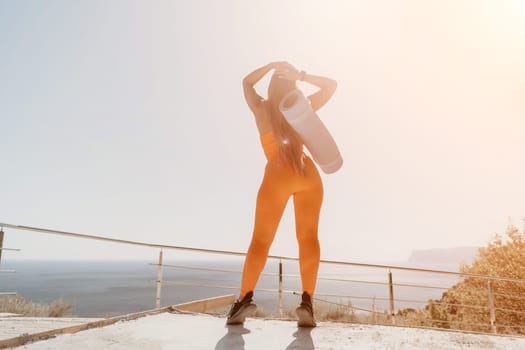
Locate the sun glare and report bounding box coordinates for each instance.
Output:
[511,0,525,12]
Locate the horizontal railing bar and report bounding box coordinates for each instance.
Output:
[494,292,525,302]
[496,324,525,330]
[0,248,20,251]
[495,307,525,316]
[317,276,449,290]
[0,270,16,273]
[159,281,449,311]
[315,293,510,314]
[392,282,449,290]
[3,222,525,284]
[148,263,280,278]
[430,301,489,311]
[160,281,242,290]
[150,264,241,274]
[345,305,373,314]
[315,292,389,302]
[159,281,298,295]
[317,277,392,285]
[154,263,301,280]
[155,263,450,291]
[314,292,430,305]
[394,299,433,304]
[311,294,446,317]
[310,295,379,314]
[1,223,250,257]
[156,263,450,291]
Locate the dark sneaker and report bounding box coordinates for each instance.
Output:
[296,292,316,327]
[226,291,257,325]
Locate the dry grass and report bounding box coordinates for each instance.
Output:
[253,306,273,318]
[254,300,358,323]
[0,295,74,317]
[250,301,438,326]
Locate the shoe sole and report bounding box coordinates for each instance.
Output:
[226,303,257,325]
[296,307,316,327]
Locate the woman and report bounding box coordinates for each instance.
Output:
[227,62,337,327]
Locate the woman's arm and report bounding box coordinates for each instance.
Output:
[243,62,280,114]
[274,64,337,112]
[302,73,337,112]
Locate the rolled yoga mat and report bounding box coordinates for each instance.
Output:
[279,89,343,174]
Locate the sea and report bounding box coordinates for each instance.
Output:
[0,259,462,317]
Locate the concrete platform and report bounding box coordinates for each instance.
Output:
[0,317,101,342]
[9,311,525,350]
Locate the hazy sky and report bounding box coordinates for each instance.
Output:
[1,0,524,263]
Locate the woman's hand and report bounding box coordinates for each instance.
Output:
[268,61,288,70]
[273,62,302,81]
[243,62,289,114]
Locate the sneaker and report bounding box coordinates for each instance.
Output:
[226,291,257,325]
[296,292,316,327]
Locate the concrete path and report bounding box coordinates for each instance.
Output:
[0,316,100,342]
[9,312,525,350]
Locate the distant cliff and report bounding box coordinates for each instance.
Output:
[408,247,479,266]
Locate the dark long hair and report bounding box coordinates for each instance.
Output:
[267,74,304,173]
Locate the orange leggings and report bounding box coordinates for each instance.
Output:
[240,156,323,298]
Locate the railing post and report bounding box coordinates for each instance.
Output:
[372,296,377,324]
[155,249,164,309]
[388,269,396,325]
[0,227,4,263]
[278,260,283,317]
[487,279,497,333]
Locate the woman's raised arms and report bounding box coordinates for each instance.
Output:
[244,62,337,113]
[272,63,337,112]
[243,62,282,114]
[302,74,337,112]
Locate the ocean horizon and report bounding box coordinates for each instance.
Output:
[0,259,462,317]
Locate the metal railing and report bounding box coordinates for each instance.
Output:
[1,222,525,335]
[0,227,18,296]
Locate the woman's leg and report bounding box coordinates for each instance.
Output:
[239,175,290,298]
[293,176,323,295]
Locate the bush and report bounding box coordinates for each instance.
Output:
[0,295,74,317]
[428,222,525,334]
